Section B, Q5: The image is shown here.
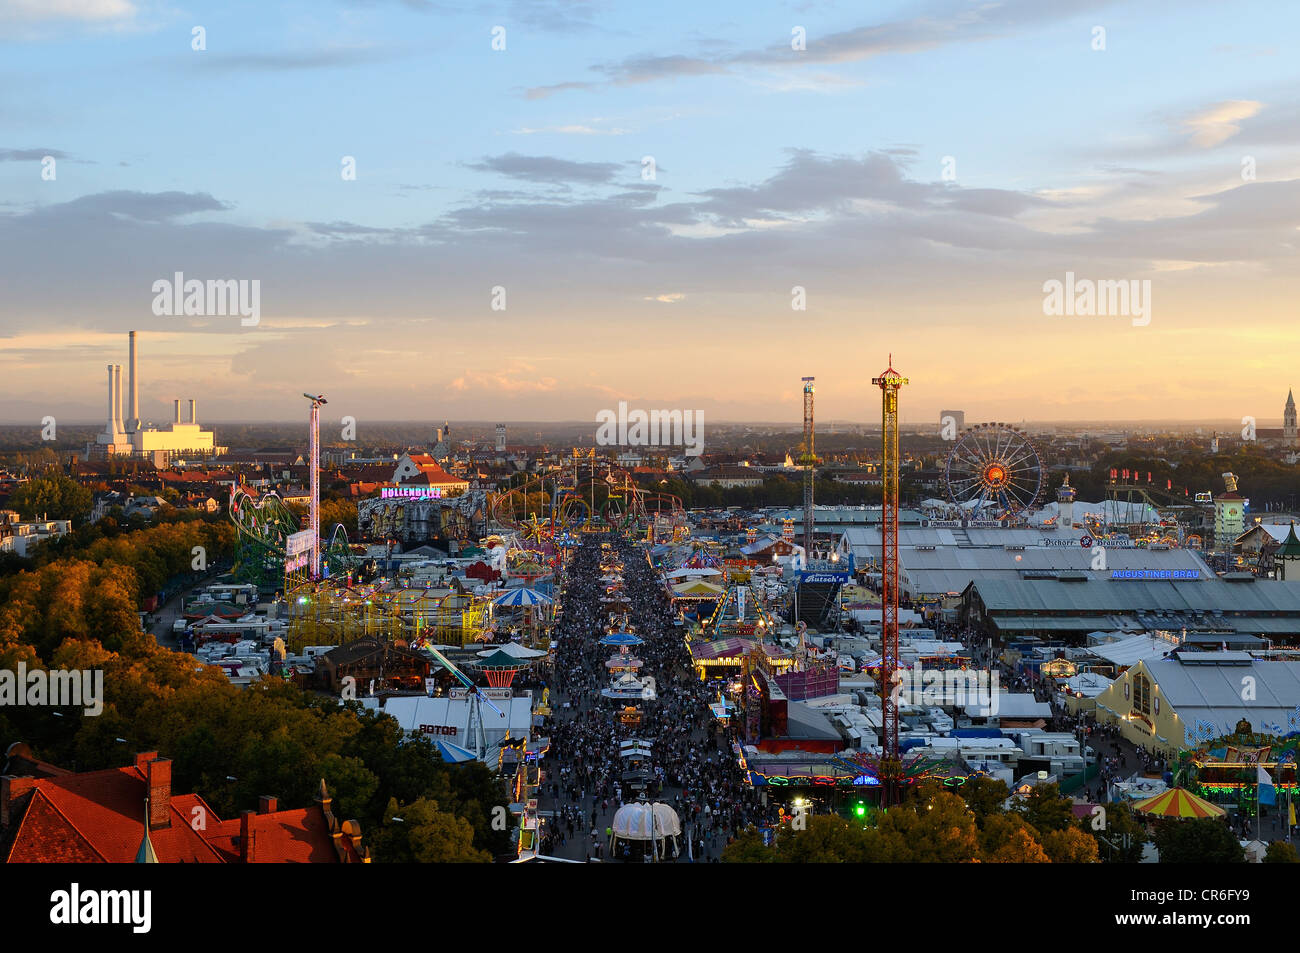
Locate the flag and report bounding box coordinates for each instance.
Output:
[1290,800,1296,830]
[1257,765,1276,806]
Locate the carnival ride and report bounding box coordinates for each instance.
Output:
[800,376,817,553]
[420,642,508,763]
[229,486,360,591]
[1174,718,1300,817]
[1101,468,1208,541]
[828,749,968,796]
[285,583,493,652]
[356,490,485,546]
[873,359,907,806]
[943,423,1045,519]
[490,471,688,542]
[698,584,776,639]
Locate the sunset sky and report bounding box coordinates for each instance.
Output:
[1,0,1298,427]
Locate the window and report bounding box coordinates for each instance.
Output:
[1135,675,1152,716]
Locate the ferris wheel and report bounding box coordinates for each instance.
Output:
[943,423,1044,518]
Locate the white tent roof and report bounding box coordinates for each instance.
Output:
[1086,634,1179,668]
[611,802,681,840]
[476,641,547,660]
[665,567,722,578]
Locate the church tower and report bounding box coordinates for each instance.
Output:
[1284,390,1297,448]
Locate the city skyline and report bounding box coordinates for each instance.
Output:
[1,0,1298,423]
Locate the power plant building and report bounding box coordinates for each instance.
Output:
[88,331,224,461]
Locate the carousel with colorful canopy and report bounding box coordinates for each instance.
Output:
[599,631,644,648]
[828,749,969,796]
[472,641,547,688]
[1131,787,1227,819]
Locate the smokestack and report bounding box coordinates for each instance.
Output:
[188,399,196,424]
[173,399,180,424]
[127,331,139,433]
[106,365,116,435]
[112,364,124,434]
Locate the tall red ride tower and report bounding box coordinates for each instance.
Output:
[800,376,816,554]
[871,359,907,805]
[304,393,327,579]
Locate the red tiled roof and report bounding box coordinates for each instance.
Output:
[6,765,225,864]
[206,807,345,863]
[414,464,466,486]
[6,763,353,863]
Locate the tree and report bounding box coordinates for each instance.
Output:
[721,828,778,863]
[979,813,1050,862]
[1153,819,1245,863]
[960,776,1010,821]
[371,797,491,863]
[774,814,870,863]
[8,474,92,522]
[1080,801,1148,863]
[1040,827,1100,863]
[875,791,981,862]
[1263,841,1299,863]
[1016,783,1075,834]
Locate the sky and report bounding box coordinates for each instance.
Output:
[0,0,1298,428]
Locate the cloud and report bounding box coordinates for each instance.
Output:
[465,152,622,185]
[0,0,135,22]
[4,144,1298,421]
[527,0,1122,97]
[21,189,230,223]
[1181,100,1263,147]
[195,46,401,72]
[513,123,630,136]
[0,147,71,161]
[448,369,559,394]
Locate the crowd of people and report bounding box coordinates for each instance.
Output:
[534,534,771,861]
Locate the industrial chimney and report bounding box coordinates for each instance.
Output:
[112,364,124,435]
[188,399,196,424]
[127,331,140,434]
[173,399,181,425]
[105,365,116,436]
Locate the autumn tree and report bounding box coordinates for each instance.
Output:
[721,828,778,863]
[979,813,1050,862]
[1264,842,1299,863]
[1040,827,1100,863]
[775,814,871,863]
[9,473,91,521]
[371,797,491,863]
[1015,782,1075,834]
[1153,819,1245,863]
[960,776,1011,821]
[875,791,981,862]
[1080,801,1148,863]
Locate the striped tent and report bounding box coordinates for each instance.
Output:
[493,587,552,607]
[1132,788,1226,819]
